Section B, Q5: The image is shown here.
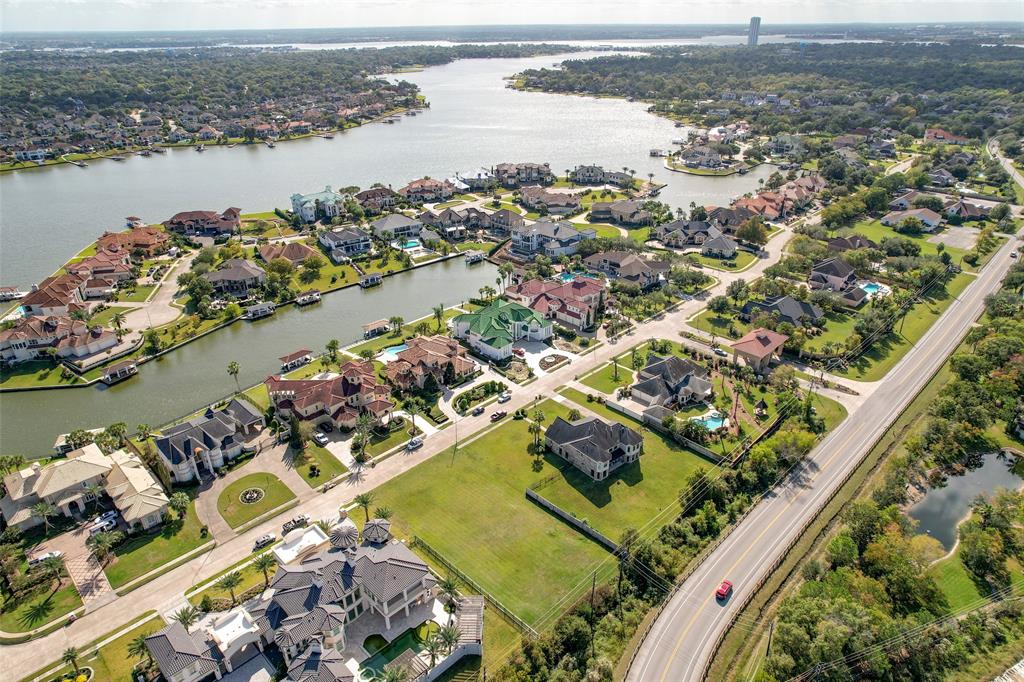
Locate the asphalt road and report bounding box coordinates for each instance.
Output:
[627,230,1022,682]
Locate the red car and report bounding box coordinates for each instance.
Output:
[716,580,733,600]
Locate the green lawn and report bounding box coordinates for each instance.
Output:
[929,548,1024,611]
[628,226,652,245]
[849,219,968,264]
[433,199,466,209]
[572,222,621,239]
[293,444,348,485]
[366,423,418,456]
[217,473,297,529]
[114,284,157,303]
[690,250,758,272]
[294,260,360,292]
[456,240,496,253]
[240,211,280,220]
[188,557,271,608]
[346,308,463,356]
[371,410,610,626]
[104,492,209,588]
[580,362,634,394]
[0,581,81,632]
[90,305,134,329]
[0,361,83,389]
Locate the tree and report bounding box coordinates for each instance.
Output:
[31,502,57,533]
[567,408,582,421]
[218,570,243,605]
[382,668,411,682]
[87,530,121,566]
[726,279,749,304]
[326,338,340,362]
[439,624,461,653]
[373,506,393,520]
[826,532,859,567]
[227,360,241,392]
[62,647,80,673]
[253,552,277,588]
[388,315,404,333]
[432,303,445,330]
[736,217,768,246]
[128,632,153,667]
[172,605,201,632]
[110,310,128,337]
[40,555,65,591]
[529,408,546,447]
[424,633,445,667]
[354,492,375,523]
[437,575,460,624]
[168,491,190,520]
[708,295,730,317]
[136,423,152,440]
[403,396,424,436]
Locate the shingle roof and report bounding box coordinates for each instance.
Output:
[145,622,219,678]
[545,416,643,465]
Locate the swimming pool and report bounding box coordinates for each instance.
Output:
[378,343,408,362]
[691,410,726,431]
[559,271,597,282]
[359,622,439,677]
[402,239,421,249]
[860,281,891,298]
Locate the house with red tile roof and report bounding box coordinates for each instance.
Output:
[730,327,789,373]
[258,242,320,266]
[398,178,455,203]
[164,207,241,236]
[97,225,170,256]
[384,335,477,390]
[265,360,394,430]
[505,276,605,329]
[0,315,117,364]
[924,127,969,145]
[20,273,88,316]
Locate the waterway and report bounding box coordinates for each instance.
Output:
[908,451,1024,551]
[0,49,775,455]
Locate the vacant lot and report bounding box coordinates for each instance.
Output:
[218,473,296,529]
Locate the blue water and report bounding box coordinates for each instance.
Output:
[693,414,725,430]
[861,282,882,295]
[402,240,421,249]
[379,343,409,362]
[559,271,596,282]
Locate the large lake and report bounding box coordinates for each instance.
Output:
[0,50,773,455]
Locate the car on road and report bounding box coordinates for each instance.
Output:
[28,550,64,568]
[313,432,329,446]
[716,580,733,600]
[254,533,276,551]
[1012,251,1019,259]
[406,437,424,451]
[496,391,512,403]
[282,514,310,533]
[713,347,728,357]
[490,410,507,422]
[471,405,485,416]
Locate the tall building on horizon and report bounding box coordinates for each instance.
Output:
[748,16,761,46]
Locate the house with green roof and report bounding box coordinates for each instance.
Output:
[452,299,553,360]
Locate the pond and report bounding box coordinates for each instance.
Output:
[908,451,1024,551]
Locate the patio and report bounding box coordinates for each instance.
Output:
[339,595,447,665]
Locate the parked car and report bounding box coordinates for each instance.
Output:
[89,518,117,535]
[471,405,485,417]
[497,391,512,403]
[254,533,276,551]
[317,422,334,433]
[490,410,507,422]
[716,580,733,600]
[313,432,329,446]
[713,347,728,357]
[282,514,310,533]
[512,347,525,357]
[406,437,424,451]
[28,550,64,568]
[93,510,118,525]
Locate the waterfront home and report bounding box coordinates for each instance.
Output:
[67,247,134,284]
[707,205,756,234]
[101,359,138,385]
[203,259,267,294]
[319,227,372,263]
[0,315,116,364]
[385,335,477,390]
[455,167,498,190]
[924,127,969,145]
[545,416,643,481]
[584,251,668,290]
[398,177,455,203]
[631,354,712,408]
[678,145,723,169]
[370,214,422,241]
[505,276,605,329]
[265,359,394,430]
[19,273,89,316]
[258,242,319,267]
[701,235,739,259]
[569,165,608,185]
[827,235,878,252]
[290,186,352,223]
[741,295,825,327]
[808,257,857,292]
[589,200,652,226]
[880,208,943,231]
[730,328,789,374]
[163,207,241,237]
[734,193,788,221]
[296,289,321,305]
[489,208,526,234]
[96,225,171,256]
[154,398,264,482]
[452,299,553,361]
[280,348,313,371]
[0,444,169,532]
[944,198,990,221]
[655,219,721,248]
[511,221,594,258]
[355,187,400,213]
[494,162,554,187]
[518,187,581,215]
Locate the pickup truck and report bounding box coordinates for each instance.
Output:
[282,514,311,534]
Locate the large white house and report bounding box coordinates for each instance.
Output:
[451,299,553,360]
[290,186,351,224]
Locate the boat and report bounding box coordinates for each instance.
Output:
[150,147,166,154]
[100,359,138,385]
[137,149,151,157]
[110,155,126,161]
[243,302,276,319]
[0,287,27,301]
[295,289,322,305]
[359,273,383,288]
[464,250,484,265]
[227,143,237,148]
[195,144,205,152]
[322,133,334,139]
[265,140,276,148]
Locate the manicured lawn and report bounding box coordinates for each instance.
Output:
[104,492,209,588]
[242,384,271,411]
[929,548,1024,611]
[849,219,968,263]
[217,473,296,529]
[346,308,463,356]
[433,199,466,209]
[456,240,496,253]
[358,256,412,277]
[496,202,524,214]
[293,444,348,485]
[0,361,83,388]
[240,211,280,220]
[690,250,758,271]
[0,582,81,632]
[188,557,271,608]
[115,284,157,303]
[371,412,610,626]
[572,222,621,239]
[580,362,634,394]
[628,226,652,245]
[90,305,134,329]
[366,424,418,456]
[295,260,360,292]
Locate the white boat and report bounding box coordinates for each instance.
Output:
[0,287,27,301]
[295,289,322,305]
[243,302,276,319]
[464,250,484,264]
[359,273,383,288]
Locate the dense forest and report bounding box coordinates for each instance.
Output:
[0,43,578,113]
[517,43,1024,137]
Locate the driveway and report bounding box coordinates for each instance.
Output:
[38,526,116,610]
[514,340,579,377]
[929,225,979,250]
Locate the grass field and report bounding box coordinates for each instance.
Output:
[114,284,156,303]
[370,401,611,626]
[90,305,134,329]
[690,250,758,271]
[580,362,634,394]
[0,361,83,389]
[929,545,1024,611]
[105,491,208,588]
[849,219,969,264]
[217,473,296,529]
[0,581,81,632]
[293,444,348,485]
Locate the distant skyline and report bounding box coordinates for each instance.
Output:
[1,0,1022,33]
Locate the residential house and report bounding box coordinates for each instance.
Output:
[265,360,394,430]
[505,276,605,329]
[924,128,969,145]
[354,187,399,213]
[0,315,116,364]
[488,208,525,234]
[493,162,553,187]
[707,205,757,234]
[290,186,351,223]
[741,295,825,327]
[19,273,88,316]
[944,198,990,221]
[545,416,643,481]
[701,235,739,259]
[583,251,668,290]
[154,398,264,482]
[730,328,789,373]
[808,257,857,292]
[369,214,422,241]
[96,226,170,256]
[511,221,594,258]
[319,228,372,263]
[569,165,607,184]
[455,168,497,190]
[258,242,320,267]
[452,299,553,360]
[889,190,923,210]
[678,145,723,169]
[398,178,455,203]
[519,187,581,215]
[630,354,712,408]
[164,208,241,237]
[928,168,957,187]
[827,235,878,252]
[655,220,722,248]
[66,247,134,285]
[590,200,652,226]
[202,259,267,295]
[384,335,477,390]
[880,208,943,232]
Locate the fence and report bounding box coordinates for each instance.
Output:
[411,535,537,637]
[524,488,619,553]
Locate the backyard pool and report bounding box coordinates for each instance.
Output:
[402,240,421,249]
[360,622,440,677]
[691,410,727,431]
[860,281,891,298]
[378,343,409,362]
[559,271,597,282]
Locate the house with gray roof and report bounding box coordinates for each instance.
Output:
[741,295,825,327]
[145,620,224,682]
[202,259,267,295]
[654,219,721,248]
[701,235,739,259]
[369,214,422,241]
[154,398,263,482]
[630,354,712,409]
[319,227,372,263]
[511,221,594,258]
[808,257,857,292]
[545,416,643,480]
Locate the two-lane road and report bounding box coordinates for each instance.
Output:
[628,232,1021,682]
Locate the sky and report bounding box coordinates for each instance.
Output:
[0,0,1022,33]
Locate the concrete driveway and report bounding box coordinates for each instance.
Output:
[514,340,578,377]
[37,526,116,610]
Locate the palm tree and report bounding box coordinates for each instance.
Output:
[403,396,424,436]
[31,502,57,533]
[168,491,190,520]
[128,633,153,668]
[136,423,152,440]
[226,361,241,393]
[530,409,546,447]
[62,647,80,673]
[87,531,116,566]
[218,571,243,605]
[388,315,404,333]
[354,492,375,523]
[382,667,411,682]
[111,311,127,338]
[432,304,445,330]
[252,553,277,588]
[439,624,461,653]
[172,605,201,632]
[424,632,445,667]
[437,575,460,624]
[326,339,340,362]
[374,507,393,520]
[41,555,65,592]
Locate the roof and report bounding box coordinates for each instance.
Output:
[204,258,267,284]
[453,299,549,349]
[545,416,643,464]
[811,257,855,278]
[259,242,319,265]
[745,295,824,324]
[145,622,220,679]
[279,348,312,364]
[3,443,112,503]
[731,328,789,360]
[105,449,169,524]
[371,214,421,232]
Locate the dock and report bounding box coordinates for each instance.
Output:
[359,273,383,288]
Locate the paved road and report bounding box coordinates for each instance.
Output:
[990,140,1024,192]
[626,230,1022,682]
